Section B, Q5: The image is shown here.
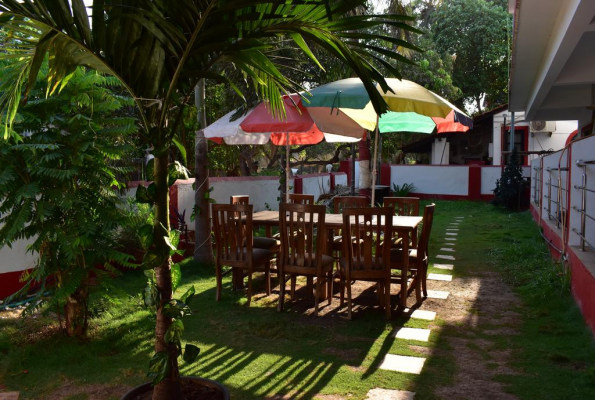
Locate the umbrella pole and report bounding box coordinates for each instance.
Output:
[286,132,290,202]
[370,115,380,206]
[351,142,356,195]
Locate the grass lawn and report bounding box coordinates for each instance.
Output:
[1,200,595,399]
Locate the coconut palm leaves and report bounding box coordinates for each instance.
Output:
[0,0,421,135]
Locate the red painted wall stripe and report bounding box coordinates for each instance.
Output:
[468,165,481,200]
[0,269,31,300]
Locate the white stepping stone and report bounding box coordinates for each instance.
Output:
[446,228,459,231]
[455,216,465,219]
[440,248,455,252]
[404,308,436,320]
[366,388,416,400]
[428,273,452,281]
[394,327,431,342]
[426,290,449,299]
[378,354,426,374]
[436,254,455,260]
[449,222,460,225]
[445,237,457,241]
[433,263,454,270]
[446,232,458,236]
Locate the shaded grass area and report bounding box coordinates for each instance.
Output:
[0,200,594,399]
[428,201,595,399]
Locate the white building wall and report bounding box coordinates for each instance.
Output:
[569,136,595,249]
[492,110,576,166]
[431,139,449,165]
[390,165,469,196]
[540,149,569,226]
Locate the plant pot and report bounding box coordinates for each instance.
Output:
[121,377,230,400]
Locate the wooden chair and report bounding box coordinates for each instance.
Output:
[288,193,314,205]
[230,195,277,251]
[384,197,420,248]
[390,203,435,303]
[331,196,368,253]
[212,203,274,305]
[384,197,420,216]
[228,195,277,290]
[339,207,393,320]
[278,203,334,315]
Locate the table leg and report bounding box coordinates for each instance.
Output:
[400,230,409,310]
[265,226,272,238]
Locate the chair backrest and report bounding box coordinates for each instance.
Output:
[384,197,420,216]
[418,204,435,260]
[212,203,253,268]
[278,203,326,270]
[342,207,393,271]
[288,193,314,205]
[333,196,368,214]
[230,195,250,205]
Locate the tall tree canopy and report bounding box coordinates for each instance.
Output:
[431,0,511,113]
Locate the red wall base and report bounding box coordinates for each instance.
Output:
[532,207,595,336]
[0,270,31,300]
[567,247,595,335]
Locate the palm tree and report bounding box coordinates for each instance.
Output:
[0,1,419,398]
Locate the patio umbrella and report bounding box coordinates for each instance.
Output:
[379,110,470,134]
[303,78,473,204]
[204,94,364,199]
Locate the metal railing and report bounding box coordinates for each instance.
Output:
[544,166,568,228]
[532,166,541,205]
[572,159,595,251]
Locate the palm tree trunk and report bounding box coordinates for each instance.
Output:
[153,154,182,400]
[194,80,214,264]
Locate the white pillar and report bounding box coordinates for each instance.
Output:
[431,138,449,165]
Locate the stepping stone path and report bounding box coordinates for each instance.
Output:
[404,308,436,320]
[366,388,416,400]
[0,393,20,400]
[426,290,449,299]
[379,354,426,374]
[394,327,431,342]
[373,216,464,394]
[428,273,453,281]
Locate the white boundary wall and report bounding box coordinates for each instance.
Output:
[0,237,37,275]
[390,165,469,196]
[481,167,501,196]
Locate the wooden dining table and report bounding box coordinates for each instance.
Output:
[251,210,423,309]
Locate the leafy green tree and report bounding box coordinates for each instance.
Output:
[0,66,136,337]
[0,2,418,398]
[432,0,511,112]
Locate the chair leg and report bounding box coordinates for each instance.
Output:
[265,261,271,296]
[415,268,422,304]
[422,263,428,297]
[290,275,296,300]
[385,276,391,320]
[278,271,285,312]
[346,280,353,320]
[215,263,223,301]
[339,269,345,307]
[314,274,321,316]
[246,269,253,307]
[327,270,333,306]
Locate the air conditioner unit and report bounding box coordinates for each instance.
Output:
[530,121,556,133]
